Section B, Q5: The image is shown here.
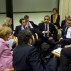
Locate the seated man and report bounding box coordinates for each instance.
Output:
[14,18,28,37]
[37,15,58,55]
[13,30,57,71]
[14,17,39,38]
[61,14,70,29]
[59,17,71,48]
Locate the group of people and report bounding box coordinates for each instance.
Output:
[0,8,71,71]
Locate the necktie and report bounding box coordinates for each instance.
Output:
[64,27,68,38]
[45,24,47,31]
[45,24,48,37]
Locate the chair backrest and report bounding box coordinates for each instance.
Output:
[13,36,18,45]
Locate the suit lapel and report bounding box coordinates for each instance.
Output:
[19,25,22,31]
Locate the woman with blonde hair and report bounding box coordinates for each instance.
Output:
[0,26,13,71]
[2,17,16,49]
[2,17,12,29]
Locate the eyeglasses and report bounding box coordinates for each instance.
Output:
[66,22,71,24]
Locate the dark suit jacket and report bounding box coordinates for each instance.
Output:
[14,21,38,36]
[61,20,66,29]
[38,23,58,40]
[14,25,22,37]
[51,15,60,29]
[61,25,66,38]
[13,44,57,71]
[29,21,38,28]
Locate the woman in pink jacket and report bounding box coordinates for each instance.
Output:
[0,26,13,71]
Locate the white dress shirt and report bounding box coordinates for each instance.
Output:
[42,23,49,37]
[21,26,25,30]
[27,21,33,28]
[45,23,49,31]
[66,27,71,38]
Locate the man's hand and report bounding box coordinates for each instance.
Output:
[45,31,50,34]
[3,68,11,71]
[49,37,53,40]
[65,44,71,48]
[42,31,50,34]
[3,68,14,71]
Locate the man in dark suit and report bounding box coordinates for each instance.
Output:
[37,15,58,55]
[24,15,38,29]
[13,30,57,71]
[58,48,71,71]
[61,14,70,29]
[59,17,71,48]
[38,15,58,40]
[14,18,27,37]
[14,17,38,37]
[24,15,45,40]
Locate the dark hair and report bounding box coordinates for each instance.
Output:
[53,8,58,13]
[18,30,32,44]
[19,18,25,24]
[44,15,50,20]
[24,15,29,19]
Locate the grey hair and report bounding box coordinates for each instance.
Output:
[66,17,71,21]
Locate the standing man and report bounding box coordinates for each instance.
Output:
[24,15,38,29]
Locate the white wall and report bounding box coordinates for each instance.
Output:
[13,0,58,12]
[59,0,71,25]
[0,13,52,30]
[0,0,6,12]
[0,14,6,25]
[13,12,52,29]
[69,0,71,15]
[0,0,57,30]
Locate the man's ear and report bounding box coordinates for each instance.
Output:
[29,38,33,45]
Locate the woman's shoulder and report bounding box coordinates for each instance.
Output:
[0,38,9,50]
[0,38,6,44]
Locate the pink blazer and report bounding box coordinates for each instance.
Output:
[0,38,13,71]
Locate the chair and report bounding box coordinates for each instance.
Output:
[52,48,62,57]
[13,36,18,45]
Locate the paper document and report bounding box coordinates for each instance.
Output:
[53,48,62,54]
